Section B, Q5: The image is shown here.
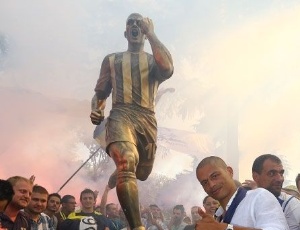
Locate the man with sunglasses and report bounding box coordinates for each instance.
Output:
[90,13,173,230]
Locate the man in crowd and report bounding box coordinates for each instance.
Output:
[56,194,76,228]
[105,203,126,230]
[195,156,288,230]
[90,12,173,230]
[0,176,33,229]
[24,185,54,230]
[60,188,112,230]
[252,154,300,230]
[0,179,14,211]
[190,206,201,224]
[168,205,187,230]
[97,185,126,230]
[142,204,168,230]
[183,206,201,230]
[44,193,61,229]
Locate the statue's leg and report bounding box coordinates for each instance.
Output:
[136,159,154,181]
[108,169,117,189]
[136,142,156,181]
[108,141,144,230]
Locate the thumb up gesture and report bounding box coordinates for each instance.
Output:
[195,208,228,230]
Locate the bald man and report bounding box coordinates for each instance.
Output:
[195,156,288,230]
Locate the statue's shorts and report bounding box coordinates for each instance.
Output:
[105,104,157,163]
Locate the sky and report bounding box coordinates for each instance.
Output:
[1,0,300,210]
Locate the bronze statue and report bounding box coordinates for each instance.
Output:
[90,13,173,230]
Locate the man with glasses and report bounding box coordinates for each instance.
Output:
[90,13,173,230]
[56,195,76,229]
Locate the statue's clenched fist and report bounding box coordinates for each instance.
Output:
[90,109,104,125]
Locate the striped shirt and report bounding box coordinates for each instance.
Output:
[30,213,54,230]
[95,51,171,111]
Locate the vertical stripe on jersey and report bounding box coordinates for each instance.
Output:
[153,80,159,106]
[122,52,132,103]
[131,53,141,105]
[139,52,150,107]
[109,54,116,103]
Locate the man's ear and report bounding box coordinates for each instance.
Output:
[124,31,127,38]
[227,166,234,177]
[252,172,259,182]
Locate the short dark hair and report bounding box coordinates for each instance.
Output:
[0,179,14,201]
[61,195,75,203]
[33,185,48,195]
[196,156,228,173]
[80,188,96,201]
[252,154,282,174]
[173,204,185,213]
[202,195,211,205]
[106,203,115,212]
[296,174,300,189]
[48,193,61,202]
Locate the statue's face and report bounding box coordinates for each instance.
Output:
[125,13,145,44]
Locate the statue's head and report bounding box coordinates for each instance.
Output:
[124,13,145,45]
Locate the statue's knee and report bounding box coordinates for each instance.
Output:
[138,174,149,181]
[116,153,136,172]
[117,171,136,182]
[109,144,137,172]
[136,166,152,181]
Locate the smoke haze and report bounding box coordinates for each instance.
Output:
[1,0,300,211]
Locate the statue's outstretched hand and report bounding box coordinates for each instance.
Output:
[90,109,104,125]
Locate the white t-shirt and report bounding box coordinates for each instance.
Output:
[279,191,300,230]
[215,188,289,230]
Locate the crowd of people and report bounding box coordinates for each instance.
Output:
[1,11,300,230]
[0,154,299,230]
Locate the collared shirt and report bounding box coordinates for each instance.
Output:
[278,191,300,230]
[30,213,55,230]
[215,188,289,230]
[0,211,31,230]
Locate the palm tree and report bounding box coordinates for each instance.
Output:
[156,78,240,176]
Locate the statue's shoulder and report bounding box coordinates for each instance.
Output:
[103,52,125,60]
[104,52,116,59]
